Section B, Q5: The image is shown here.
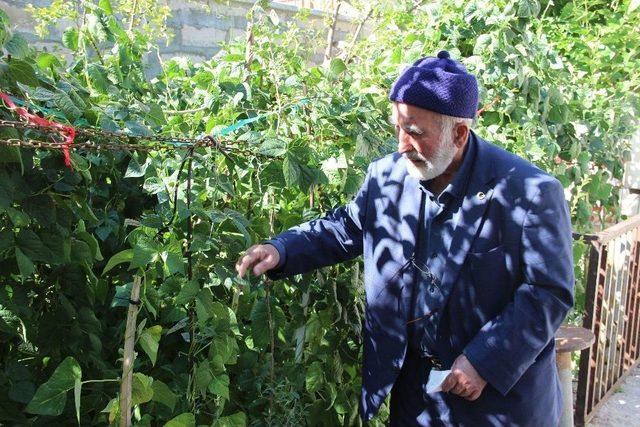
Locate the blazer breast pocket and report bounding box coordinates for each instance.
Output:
[467,245,512,310]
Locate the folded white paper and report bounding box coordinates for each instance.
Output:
[426,369,451,393]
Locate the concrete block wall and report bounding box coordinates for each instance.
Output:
[1,0,361,65]
[621,131,640,217]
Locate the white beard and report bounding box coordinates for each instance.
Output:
[403,135,457,181]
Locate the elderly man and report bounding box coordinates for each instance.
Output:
[236,51,574,426]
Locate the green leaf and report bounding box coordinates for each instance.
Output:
[131,238,159,269]
[28,86,57,101]
[36,52,61,69]
[164,413,195,427]
[62,28,79,50]
[305,361,323,393]
[6,206,30,227]
[54,90,82,121]
[175,280,200,305]
[0,304,20,336]
[125,121,152,137]
[163,251,185,276]
[8,59,38,87]
[75,231,103,261]
[102,249,134,275]
[111,282,132,308]
[125,155,151,178]
[250,297,285,348]
[15,247,35,277]
[207,374,229,400]
[86,64,111,94]
[146,104,166,127]
[258,138,287,157]
[26,357,82,416]
[283,155,301,187]
[70,240,93,265]
[8,380,35,404]
[0,229,14,253]
[329,58,347,75]
[194,361,213,395]
[5,33,30,59]
[151,380,176,411]
[22,194,56,226]
[268,9,280,26]
[16,230,53,262]
[131,373,154,406]
[0,9,11,47]
[516,0,541,17]
[211,335,239,366]
[98,0,114,14]
[214,412,247,427]
[628,0,640,13]
[139,325,162,366]
[0,146,22,168]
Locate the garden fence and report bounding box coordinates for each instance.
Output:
[575,214,640,425]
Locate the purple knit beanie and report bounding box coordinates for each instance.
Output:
[388,51,478,119]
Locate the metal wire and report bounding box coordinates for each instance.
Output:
[0,137,256,154]
[0,119,201,144]
[0,119,258,156]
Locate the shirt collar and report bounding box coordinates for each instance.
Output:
[421,133,477,204]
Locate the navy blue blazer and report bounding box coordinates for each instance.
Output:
[268,132,574,426]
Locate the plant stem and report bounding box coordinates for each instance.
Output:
[244,8,255,83]
[119,275,141,427]
[83,378,120,384]
[165,106,209,114]
[324,0,343,61]
[128,0,139,33]
[265,282,275,425]
[85,32,105,66]
[345,4,374,63]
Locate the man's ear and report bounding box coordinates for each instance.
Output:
[454,123,470,148]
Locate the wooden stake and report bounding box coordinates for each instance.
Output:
[119,276,142,427]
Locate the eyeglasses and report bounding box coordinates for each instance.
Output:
[389,254,443,325]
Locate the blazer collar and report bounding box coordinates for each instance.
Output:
[468,130,497,186]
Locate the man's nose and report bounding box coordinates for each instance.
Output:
[397,130,414,154]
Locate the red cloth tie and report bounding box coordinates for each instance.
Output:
[0,92,75,169]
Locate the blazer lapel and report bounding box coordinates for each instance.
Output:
[439,134,497,295]
[371,160,423,319]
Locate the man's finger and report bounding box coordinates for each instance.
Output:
[253,254,276,276]
[235,254,254,278]
[441,374,456,393]
[458,387,474,399]
[466,390,481,401]
[235,246,261,278]
[451,382,466,396]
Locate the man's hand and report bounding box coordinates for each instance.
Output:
[441,354,487,401]
[235,244,280,278]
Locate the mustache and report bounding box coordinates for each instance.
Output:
[403,151,427,162]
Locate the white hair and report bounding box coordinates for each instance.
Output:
[439,115,473,136]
